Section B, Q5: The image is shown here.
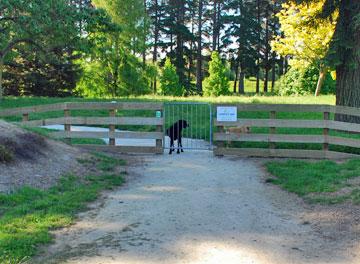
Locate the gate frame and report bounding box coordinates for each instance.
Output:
[163,102,213,151]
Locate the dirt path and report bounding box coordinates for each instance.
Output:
[34,152,359,264]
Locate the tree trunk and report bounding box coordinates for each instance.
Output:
[279,56,284,76]
[189,8,195,82]
[256,0,261,94]
[175,1,186,86]
[212,0,218,51]
[142,0,147,67]
[315,65,327,97]
[0,56,4,101]
[238,66,245,94]
[263,15,269,93]
[271,53,276,93]
[284,56,289,74]
[233,61,239,93]
[196,0,203,94]
[152,0,159,93]
[216,3,221,53]
[334,0,360,123]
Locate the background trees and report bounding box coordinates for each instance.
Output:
[1,0,359,111]
[272,1,336,96]
[0,0,93,99]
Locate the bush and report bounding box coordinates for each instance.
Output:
[76,53,151,98]
[159,58,184,96]
[203,52,230,96]
[0,145,13,163]
[276,64,336,96]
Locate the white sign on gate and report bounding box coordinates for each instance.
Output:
[217,106,237,122]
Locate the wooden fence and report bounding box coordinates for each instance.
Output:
[2,102,360,159]
[0,102,164,154]
[214,104,360,159]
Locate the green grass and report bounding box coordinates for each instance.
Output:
[266,159,360,204]
[92,152,126,172]
[229,78,274,94]
[0,153,125,263]
[21,126,106,146]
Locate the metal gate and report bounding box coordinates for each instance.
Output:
[163,102,213,151]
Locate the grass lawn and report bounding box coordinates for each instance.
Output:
[266,159,360,205]
[229,78,274,94]
[0,153,125,263]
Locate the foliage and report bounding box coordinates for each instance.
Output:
[93,0,149,56]
[75,1,151,98]
[0,154,125,262]
[203,52,230,96]
[276,64,336,96]
[0,145,13,163]
[159,58,184,96]
[272,1,337,68]
[0,0,94,98]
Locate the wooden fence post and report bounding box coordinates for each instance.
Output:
[109,107,116,146]
[22,113,29,122]
[269,111,276,150]
[323,111,330,151]
[64,107,71,144]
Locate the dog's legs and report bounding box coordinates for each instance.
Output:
[179,136,184,152]
[177,139,180,154]
[169,138,174,154]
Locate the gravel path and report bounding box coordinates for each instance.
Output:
[34,151,359,264]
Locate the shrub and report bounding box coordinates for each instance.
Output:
[276,64,336,96]
[0,145,13,163]
[203,52,230,96]
[159,58,184,96]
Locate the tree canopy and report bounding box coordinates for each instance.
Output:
[0,0,359,113]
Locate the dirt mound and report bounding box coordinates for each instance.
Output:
[0,120,87,193]
[0,122,48,161]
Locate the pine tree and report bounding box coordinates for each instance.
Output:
[203,52,230,96]
[196,0,204,94]
[159,58,184,96]
[223,0,258,94]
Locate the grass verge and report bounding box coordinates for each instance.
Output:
[0,153,125,263]
[266,159,360,205]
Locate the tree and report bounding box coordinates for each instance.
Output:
[76,0,151,97]
[0,0,87,99]
[293,0,360,122]
[224,0,259,94]
[196,0,204,94]
[93,0,149,57]
[272,1,336,96]
[203,52,230,96]
[159,58,184,96]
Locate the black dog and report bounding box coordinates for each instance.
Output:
[166,120,189,154]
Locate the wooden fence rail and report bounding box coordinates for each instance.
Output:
[214,104,360,159]
[2,102,360,158]
[0,102,164,154]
